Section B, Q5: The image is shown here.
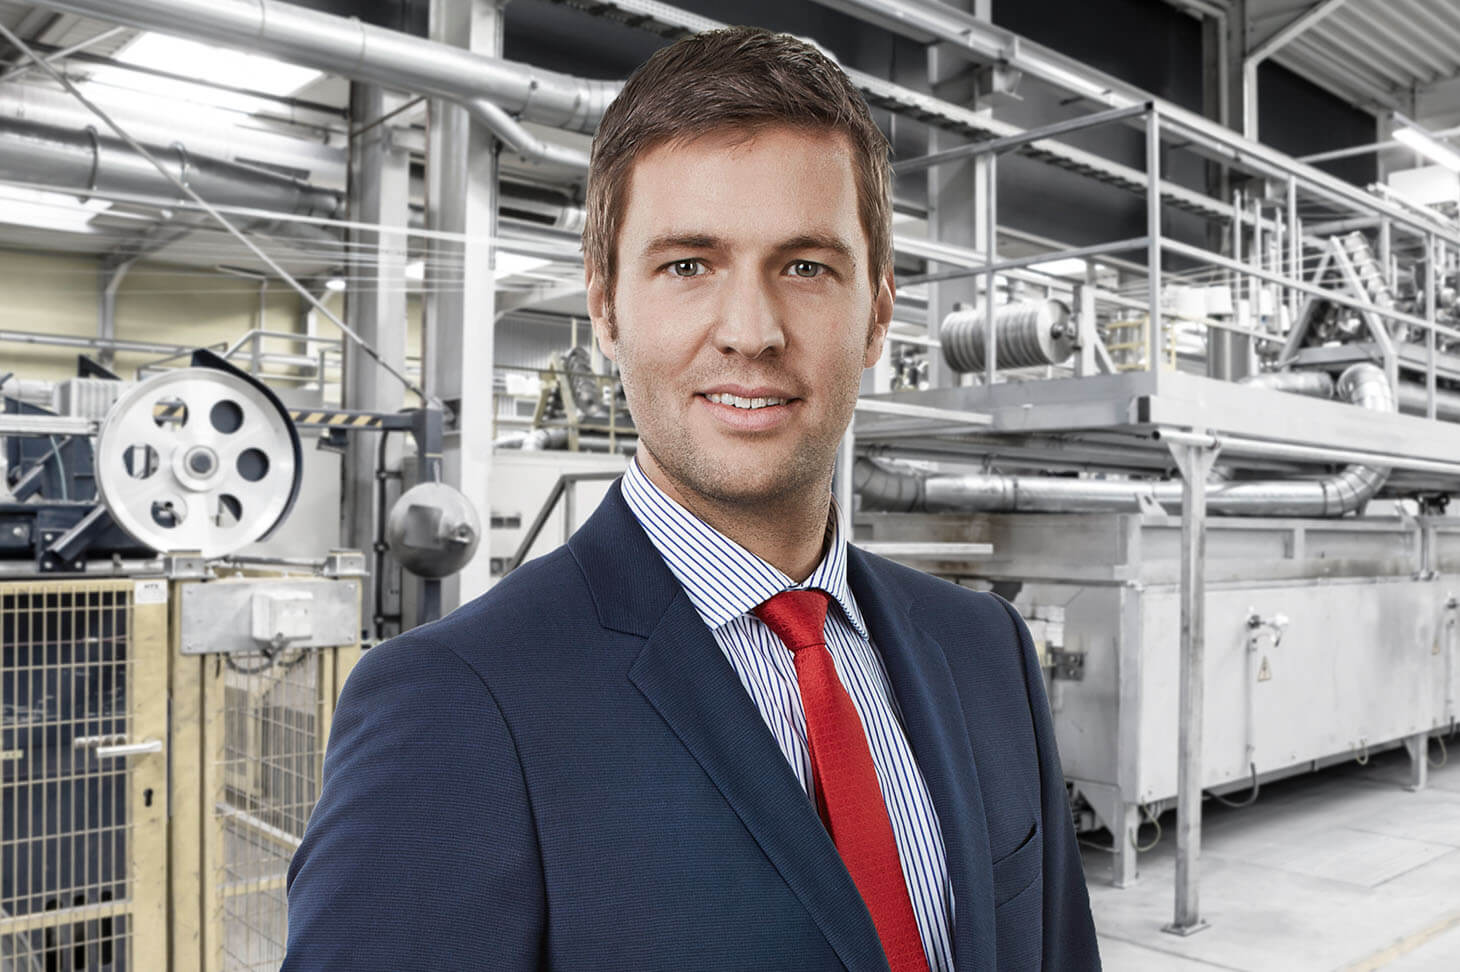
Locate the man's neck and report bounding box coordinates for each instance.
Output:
[636,455,832,583]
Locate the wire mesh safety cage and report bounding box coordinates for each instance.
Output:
[170,573,360,972]
[214,646,325,972]
[2,571,358,972]
[1,579,168,972]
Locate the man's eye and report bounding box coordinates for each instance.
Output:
[667,259,706,277]
[788,261,825,278]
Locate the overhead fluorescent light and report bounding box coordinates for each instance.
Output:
[324,277,346,292]
[83,32,320,118]
[1394,126,1460,173]
[0,186,110,233]
[1028,257,1088,278]
[496,252,553,278]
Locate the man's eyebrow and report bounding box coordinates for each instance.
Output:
[775,234,857,264]
[641,233,722,257]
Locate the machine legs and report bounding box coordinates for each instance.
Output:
[1405,731,1430,792]
[1164,440,1217,937]
[1114,802,1143,889]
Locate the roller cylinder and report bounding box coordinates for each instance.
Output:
[940,299,1075,373]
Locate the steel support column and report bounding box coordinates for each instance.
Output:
[1146,109,1163,370]
[925,0,991,390]
[1164,439,1218,937]
[426,0,501,609]
[342,84,410,628]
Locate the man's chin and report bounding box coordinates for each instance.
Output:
[676,462,819,511]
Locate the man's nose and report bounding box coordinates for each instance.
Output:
[711,270,786,358]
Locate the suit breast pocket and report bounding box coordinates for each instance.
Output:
[992,821,1041,906]
[992,822,1043,970]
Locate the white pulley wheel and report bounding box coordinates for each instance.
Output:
[95,367,300,558]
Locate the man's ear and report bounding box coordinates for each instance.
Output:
[586,264,617,361]
[864,271,894,369]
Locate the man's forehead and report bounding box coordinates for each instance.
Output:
[617,125,863,251]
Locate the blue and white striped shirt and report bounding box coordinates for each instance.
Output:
[621,459,954,971]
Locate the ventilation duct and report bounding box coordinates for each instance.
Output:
[0,117,340,218]
[38,0,619,134]
[857,363,1395,518]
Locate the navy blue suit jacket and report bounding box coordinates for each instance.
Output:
[285,483,1099,970]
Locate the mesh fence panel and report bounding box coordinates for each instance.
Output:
[2,582,136,972]
[216,647,323,972]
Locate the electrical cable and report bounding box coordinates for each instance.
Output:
[1429,734,1448,769]
[1130,803,1162,852]
[1208,761,1261,808]
[1080,803,1165,854]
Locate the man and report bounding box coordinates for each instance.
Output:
[286,26,1098,971]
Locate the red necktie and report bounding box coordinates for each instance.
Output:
[755,590,931,972]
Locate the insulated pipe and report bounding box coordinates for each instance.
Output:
[0,84,346,184]
[1238,370,1334,398]
[1245,370,1460,426]
[0,117,340,217]
[1396,382,1460,424]
[39,0,619,134]
[0,110,597,260]
[857,363,1396,517]
[464,100,590,176]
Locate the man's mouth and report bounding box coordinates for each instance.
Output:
[704,392,791,410]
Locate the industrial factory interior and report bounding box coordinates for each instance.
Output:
[4,0,1460,968]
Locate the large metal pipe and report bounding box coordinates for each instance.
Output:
[0,109,596,260]
[858,363,1396,517]
[1396,382,1460,424]
[1238,369,1334,397]
[0,116,340,217]
[465,99,590,176]
[39,0,618,134]
[0,83,346,185]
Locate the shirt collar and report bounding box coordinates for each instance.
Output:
[620,457,869,639]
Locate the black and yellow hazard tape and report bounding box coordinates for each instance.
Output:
[289,410,386,428]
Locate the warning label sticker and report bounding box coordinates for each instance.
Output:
[134,579,167,605]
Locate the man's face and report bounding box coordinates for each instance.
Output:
[587,125,892,512]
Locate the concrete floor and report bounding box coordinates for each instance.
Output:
[1083,741,1460,971]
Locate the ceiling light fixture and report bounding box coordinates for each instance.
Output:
[324,277,346,292]
[83,32,320,118]
[1393,122,1460,173]
[496,252,553,278]
[0,186,110,233]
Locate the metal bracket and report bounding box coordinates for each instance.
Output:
[43,504,114,571]
[321,549,368,578]
[163,552,208,580]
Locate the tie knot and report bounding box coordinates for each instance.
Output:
[754,589,831,654]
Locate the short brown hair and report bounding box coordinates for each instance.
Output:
[584,26,893,303]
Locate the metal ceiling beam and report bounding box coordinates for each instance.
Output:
[1341,2,1454,82]
[1314,10,1432,90]
[1273,40,1403,111]
[1248,0,1352,63]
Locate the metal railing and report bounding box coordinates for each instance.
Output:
[503,471,622,575]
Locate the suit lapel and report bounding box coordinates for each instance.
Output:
[570,486,889,972]
[848,547,997,972]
